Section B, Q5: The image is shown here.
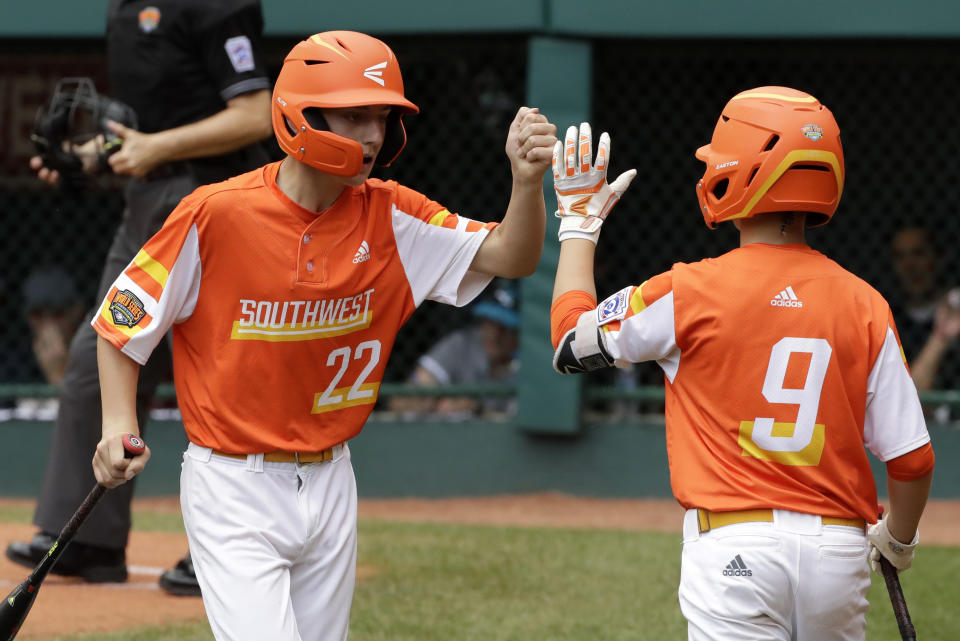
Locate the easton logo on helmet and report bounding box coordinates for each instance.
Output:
[363,62,387,86]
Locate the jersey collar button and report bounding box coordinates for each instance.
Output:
[305,260,314,272]
[303,234,312,244]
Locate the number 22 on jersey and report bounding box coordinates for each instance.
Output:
[312,340,382,414]
[738,337,832,466]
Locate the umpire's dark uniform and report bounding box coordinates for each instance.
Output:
[26,0,270,576]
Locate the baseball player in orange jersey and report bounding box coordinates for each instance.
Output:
[88,31,556,641]
[549,87,934,640]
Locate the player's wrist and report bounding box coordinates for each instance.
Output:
[511,165,547,185]
[886,517,920,546]
[558,228,601,244]
[557,212,602,244]
[101,420,139,439]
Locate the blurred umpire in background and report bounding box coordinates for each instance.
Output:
[5,0,273,597]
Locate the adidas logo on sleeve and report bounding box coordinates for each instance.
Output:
[770,285,803,308]
[722,554,753,577]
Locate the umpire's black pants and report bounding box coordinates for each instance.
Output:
[33,174,198,549]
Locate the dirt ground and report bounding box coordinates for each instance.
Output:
[1,495,956,639]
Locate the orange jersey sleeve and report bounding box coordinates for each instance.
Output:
[886,442,935,481]
[550,290,597,348]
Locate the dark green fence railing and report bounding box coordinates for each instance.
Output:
[3,383,960,410]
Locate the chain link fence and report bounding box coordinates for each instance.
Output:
[588,38,960,420]
[2,36,959,420]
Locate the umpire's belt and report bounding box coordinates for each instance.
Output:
[696,508,865,534]
[212,445,341,464]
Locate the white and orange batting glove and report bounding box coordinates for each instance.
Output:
[867,514,919,574]
[552,122,637,244]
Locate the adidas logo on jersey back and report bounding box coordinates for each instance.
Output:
[353,240,371,264]
[770,285,803,308]
[722,554,752,577]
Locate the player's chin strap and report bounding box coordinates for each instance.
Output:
[553,310,616,374]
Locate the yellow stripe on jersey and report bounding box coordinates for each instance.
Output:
[97,297,144,339]
[738,420,826,466]
[629,283,647,314]
[230,311,373,342]
[427,209,452,227]
[311,382,380,414]
[132,249,169,288]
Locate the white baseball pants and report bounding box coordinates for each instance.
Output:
[679,508,870,641]
[180,442,358,641]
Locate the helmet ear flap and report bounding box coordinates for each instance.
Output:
[271,100,299,152]
[272,103,364,176]
[301,108,363,175]
[281,114,298,139]
[709,177,729,201]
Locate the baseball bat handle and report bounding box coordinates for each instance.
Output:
[29,434,145,584]
[879,555,917,641]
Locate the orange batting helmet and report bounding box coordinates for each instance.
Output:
[272,31,420,176]
[695,86,844,228]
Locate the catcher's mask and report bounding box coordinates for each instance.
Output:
[272,31,419,177]
[695,86,844,229]
[32,77,138,190]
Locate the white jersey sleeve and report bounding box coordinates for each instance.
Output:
[92,216,203,366]
[391,203,493,307]
[594,284,682,382]
[864,326,931,461]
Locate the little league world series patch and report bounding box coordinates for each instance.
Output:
[109,289,146,327]
[597,286,631,325]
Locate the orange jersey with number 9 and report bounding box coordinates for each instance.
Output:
[588,243,929,522]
